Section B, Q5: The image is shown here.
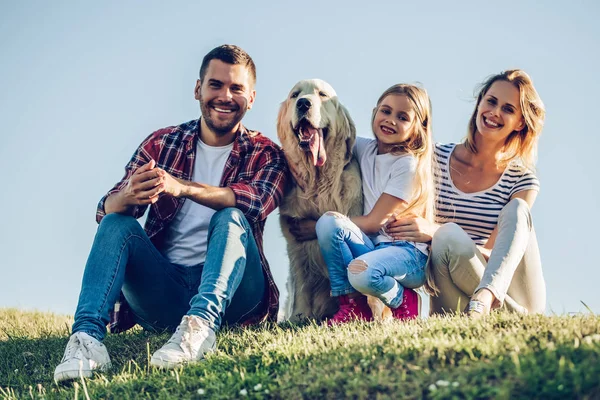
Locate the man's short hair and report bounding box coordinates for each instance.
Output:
[199,44,256,86]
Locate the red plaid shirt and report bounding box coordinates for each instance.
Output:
[96,119,287,332]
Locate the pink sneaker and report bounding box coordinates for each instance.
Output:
[391,288,421,320]
[327,295,373,325]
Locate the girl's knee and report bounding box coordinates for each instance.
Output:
[316,212,347,239]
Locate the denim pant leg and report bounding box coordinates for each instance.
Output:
[72,213,188,341]
[347,243,428,308]
[121,259,193,334]
[187,208,265,331]
[315,212,375,296]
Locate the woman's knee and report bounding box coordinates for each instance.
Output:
[431,223,473,258]
[500,198,532,225]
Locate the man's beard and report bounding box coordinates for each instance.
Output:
[200,95,247,136]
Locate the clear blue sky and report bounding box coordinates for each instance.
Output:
[1,1,598,316]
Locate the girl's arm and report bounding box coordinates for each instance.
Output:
[351,193,407,235]
[478,189,538,259]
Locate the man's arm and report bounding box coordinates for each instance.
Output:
[96,132,159,223]
[104,160,164,213]
[157,170,236,209]
[228,146,287,224]
[157,144,287,224]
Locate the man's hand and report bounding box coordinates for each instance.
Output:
[156,168,186,198]
[384,214,437,243]
[287,217,317,242]
[121,160,165,206]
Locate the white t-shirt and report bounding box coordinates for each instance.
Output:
[162,139,233,266]
[355,136,428,254]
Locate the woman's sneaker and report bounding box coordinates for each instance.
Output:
[327,295,373,325]
[150,315,216,369]
[54,332,111,383]
[391,288,421,320]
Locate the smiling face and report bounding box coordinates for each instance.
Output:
[475,80,525,143]
[195,59,256,144]
[372,94,416,153]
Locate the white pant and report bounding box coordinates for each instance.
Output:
[429,198,546,315]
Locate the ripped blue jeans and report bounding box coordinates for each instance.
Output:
[316,212,427,308]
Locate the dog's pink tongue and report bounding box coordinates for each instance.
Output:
[299,127,326,167]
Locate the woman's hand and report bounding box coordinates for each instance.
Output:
[287,217,317,242]
[384,214,438,243]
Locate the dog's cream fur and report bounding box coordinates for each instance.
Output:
[277,79,364,321]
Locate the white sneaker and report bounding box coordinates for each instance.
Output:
[150,315,216,369]
[53,332,111,383]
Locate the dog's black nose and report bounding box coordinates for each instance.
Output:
[296,98,312,112]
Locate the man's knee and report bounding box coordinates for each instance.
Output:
[209,208,249,231]
[98,213,142,237]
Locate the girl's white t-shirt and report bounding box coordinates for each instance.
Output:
[355,136,428,254]
[162,139,234,266]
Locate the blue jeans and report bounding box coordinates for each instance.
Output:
[72,208,265,341]
[316,212,428,309]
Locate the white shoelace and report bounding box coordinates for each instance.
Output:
[62,332,93,362]
[166,316,210,358]
[466,300,486,314]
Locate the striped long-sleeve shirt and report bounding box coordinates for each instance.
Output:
[434,143,539,245]
[96,119,288,332]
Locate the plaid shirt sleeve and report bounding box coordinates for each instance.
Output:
[96,131,160,224]
[229,143,288,225]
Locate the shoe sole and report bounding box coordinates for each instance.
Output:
[150,355,187,369]
[54,369,92,383]
[54,363,111,384]
[150,347,216,369]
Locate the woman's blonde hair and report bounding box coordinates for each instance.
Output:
[425,70,546,297]
[371,84,435,223]
[465,69,546,170]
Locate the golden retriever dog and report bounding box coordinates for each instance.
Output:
[277,79,390,322]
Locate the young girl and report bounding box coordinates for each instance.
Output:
[315,84,435,324]
[385,70,546,317]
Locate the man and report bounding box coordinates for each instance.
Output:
[54,44,287,382]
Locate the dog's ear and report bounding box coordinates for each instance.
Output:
[276,98,291,145]
[336,103,357,165]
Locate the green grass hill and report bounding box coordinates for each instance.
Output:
[0,308,599,399]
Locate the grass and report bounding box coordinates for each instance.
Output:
[0,308,599,399]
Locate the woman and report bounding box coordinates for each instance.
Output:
[386,69,546,316]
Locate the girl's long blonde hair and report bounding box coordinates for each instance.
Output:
[465,69,546,171]
[371,84,435,223]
